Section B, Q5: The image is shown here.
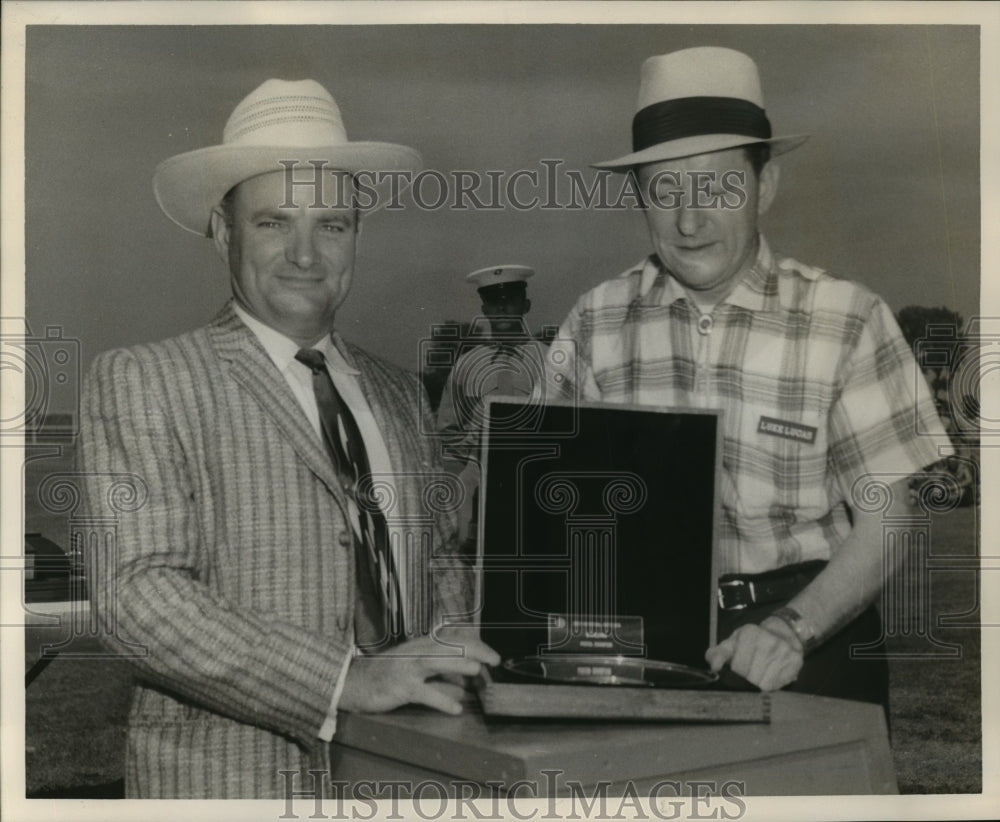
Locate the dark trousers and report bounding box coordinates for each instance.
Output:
[717,599,890,715]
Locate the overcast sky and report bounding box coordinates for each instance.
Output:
[21,20,981,389]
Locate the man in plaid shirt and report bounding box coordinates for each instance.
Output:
[548,47,951,709]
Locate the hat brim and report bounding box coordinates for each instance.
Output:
[591,133,809,172]
[465,264,535,286]
[153,142,423,236]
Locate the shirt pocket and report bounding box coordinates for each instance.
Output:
[727,402,829,522]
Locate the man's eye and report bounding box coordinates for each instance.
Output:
[319,222,349,233]
[256,220,284,229]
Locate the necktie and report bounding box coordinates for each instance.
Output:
[295,348,402,646]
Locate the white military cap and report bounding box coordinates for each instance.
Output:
[465,264,535,288]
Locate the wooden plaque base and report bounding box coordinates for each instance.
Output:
[476,669,771,722]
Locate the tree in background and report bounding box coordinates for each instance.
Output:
[896,306,963,405]
[895,305,979,507]
[896,305,964,347]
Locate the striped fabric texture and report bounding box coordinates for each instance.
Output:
[295,346,402,643]
[548,236,950,575]
[79,301,472,798]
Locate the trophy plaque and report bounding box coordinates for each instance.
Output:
[475,399,766,720]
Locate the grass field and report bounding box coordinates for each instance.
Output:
[880,505,983,794]
[20,447,984,796]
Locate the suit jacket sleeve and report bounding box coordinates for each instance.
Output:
[80,347,350,748]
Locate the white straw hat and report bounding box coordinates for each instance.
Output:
[593,47,808,171]
[153,79,422,235]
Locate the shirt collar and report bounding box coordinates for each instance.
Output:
[635,235,781,314]
[232,302,360,376]
[724,235,780,313]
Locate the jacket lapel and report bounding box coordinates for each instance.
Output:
[206,302,340,493]
[337,335,425,480]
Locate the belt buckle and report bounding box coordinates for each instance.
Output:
[717,579,756,611]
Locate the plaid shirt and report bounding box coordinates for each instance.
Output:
[548,236,951,574]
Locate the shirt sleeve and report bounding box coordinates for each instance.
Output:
[827,295,953,501]
[435,354,483,463]
[435,366,464,435]
[317,651,353,741]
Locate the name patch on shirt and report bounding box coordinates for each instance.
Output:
[758,416,818,444]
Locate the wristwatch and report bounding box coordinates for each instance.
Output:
[768,606,818,653]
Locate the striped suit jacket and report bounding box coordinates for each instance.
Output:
[79,301,472,798]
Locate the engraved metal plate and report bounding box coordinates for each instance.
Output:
[502,655,719,688]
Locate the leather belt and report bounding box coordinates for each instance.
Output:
[717,560,828,611]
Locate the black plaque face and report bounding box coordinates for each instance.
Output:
[479,400,721,674]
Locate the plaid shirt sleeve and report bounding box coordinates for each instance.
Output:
[547,271,644,404]
[827,292,952,502]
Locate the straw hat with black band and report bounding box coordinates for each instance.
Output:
[592,46,808,172]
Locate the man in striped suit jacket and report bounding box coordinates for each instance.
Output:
[79,79,498,798]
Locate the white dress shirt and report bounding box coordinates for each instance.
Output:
[233,303,397,741]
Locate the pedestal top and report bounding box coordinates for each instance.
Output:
[334,691,896,793]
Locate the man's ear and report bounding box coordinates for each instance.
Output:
[757,161,780,217]
[209,206,231,262]
[523,298,532,314]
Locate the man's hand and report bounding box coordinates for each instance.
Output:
[339,632,500,715]
[705,617,804,691]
